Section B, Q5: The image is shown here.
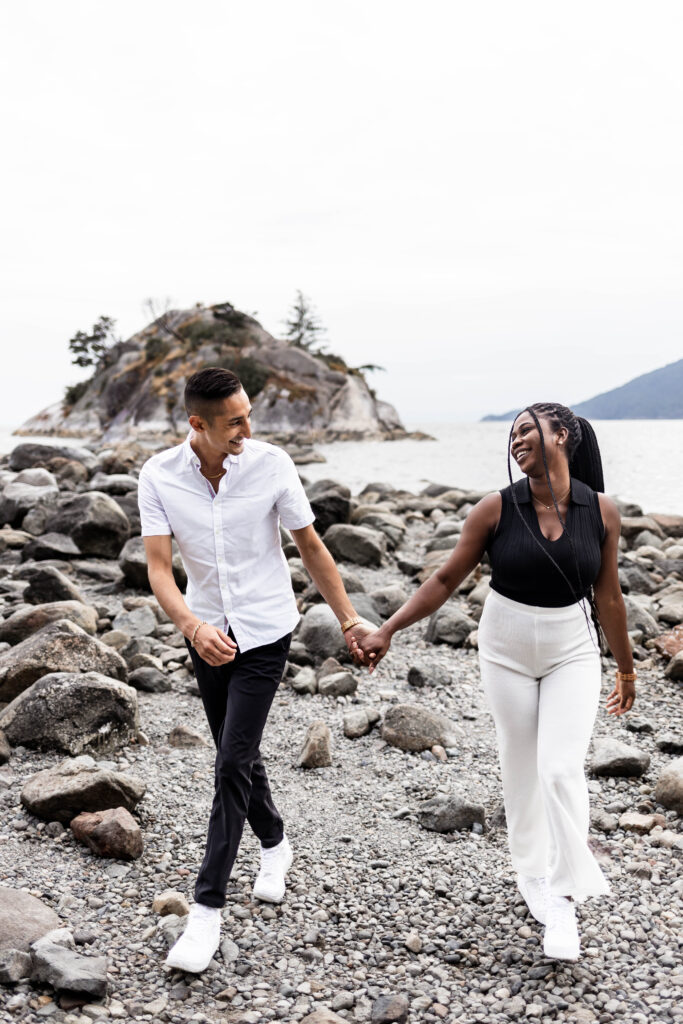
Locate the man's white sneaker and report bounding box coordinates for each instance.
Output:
[165,903,221,973]
[517,874,548,925]
[252,835,293,903]
[543,896,580,960]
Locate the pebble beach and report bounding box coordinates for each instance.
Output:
[0,441,681,1024]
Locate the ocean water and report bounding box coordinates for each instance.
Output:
[0,420,681,514]
[302,421,683,516]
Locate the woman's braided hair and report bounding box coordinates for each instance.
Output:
[505,402,605,646]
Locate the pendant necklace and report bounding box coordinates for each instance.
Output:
[532,486,570,510]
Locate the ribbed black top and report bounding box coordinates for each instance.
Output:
[487,477,605,608]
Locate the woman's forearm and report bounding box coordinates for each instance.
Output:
[380,573,455,638]
[595,593,634,673]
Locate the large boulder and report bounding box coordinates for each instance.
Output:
[355,510,406,549]
[649,513,683,539]
[0,620,126,703]
[654,757,683,815]
[50,492,130,557]
[425,605,477,647]
[21,565,86,605]
[658,593,683,626]
[20,756,146,823]
[119,535,187,590]
[70,807,143,860]
[418,792,487,833]
[0,888,60,952]
[14,467,58,487]
[9,442,96,474]
[127,665,171,693]
[308,489,352,536]
[20,532,81,561]
[322,524,386,567]
[31,943,109,998]
[88,472,138,494]
[381,704,463,752]
[591,737,650,777]
[0,482,59,527]
[0,601,98,646]
[298,604,348,662]
[370,584,408,619]
[317,671,358,697]
[0,671,139,755]
[620,516,664,542]
[112,604,158,637]
[654,625,683,659]
[665,650,683,680]
[623,596,660,640]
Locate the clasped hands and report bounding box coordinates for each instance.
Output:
[346,623,391,672]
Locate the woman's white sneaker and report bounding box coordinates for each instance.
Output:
[517,874,548,925]
[165,903,221,973]
[543,896,580,960]
[253,835,293,903]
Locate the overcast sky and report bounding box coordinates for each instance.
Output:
[2,1,682,429]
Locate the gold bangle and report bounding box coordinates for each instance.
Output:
[340,616,362,634]
[616,671,637,682]
[190,621,207,647]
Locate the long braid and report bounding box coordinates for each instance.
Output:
[509,403,604,649]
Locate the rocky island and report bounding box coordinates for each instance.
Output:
[16,302,411,448]
[0,432,681,1022]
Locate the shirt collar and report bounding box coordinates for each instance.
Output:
[182,431,240,469]
[516,477,591,505]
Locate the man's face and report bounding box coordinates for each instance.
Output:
[191,389,252,457]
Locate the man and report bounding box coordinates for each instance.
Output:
[138,366,371,973]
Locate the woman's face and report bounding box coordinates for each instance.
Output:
[510,412,568,476]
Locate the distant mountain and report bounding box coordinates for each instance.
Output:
[481,357,683,421]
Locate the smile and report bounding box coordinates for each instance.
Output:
[515,449,531,462]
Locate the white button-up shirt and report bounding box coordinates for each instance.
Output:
[138,435,314,652]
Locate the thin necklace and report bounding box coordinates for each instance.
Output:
[532,486,570,510]
[203,468,225,479]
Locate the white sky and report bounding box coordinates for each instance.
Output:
[2,1,682,428]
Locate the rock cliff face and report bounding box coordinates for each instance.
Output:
[18,303,406,445]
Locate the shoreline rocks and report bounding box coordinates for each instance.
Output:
[0,449,681,1020]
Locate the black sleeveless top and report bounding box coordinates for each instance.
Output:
[487,477,605,607]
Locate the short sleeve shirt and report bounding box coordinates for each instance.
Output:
[138,435,314,652]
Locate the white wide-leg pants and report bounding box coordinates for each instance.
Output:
[478,589,609,900]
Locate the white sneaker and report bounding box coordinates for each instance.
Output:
[252,835,293,903]
[165,903,221,973]
[543,896,580,960]
[517,874,548,925]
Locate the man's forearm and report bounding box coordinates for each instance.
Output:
[148,568,201,639]
[298,544,357,624]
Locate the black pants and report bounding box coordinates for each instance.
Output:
[186,631,291,908]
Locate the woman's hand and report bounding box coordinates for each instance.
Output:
[193,625,238,666]
[606,673,636,715]
[349,626,391,673]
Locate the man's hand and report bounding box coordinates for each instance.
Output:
[193,624,237,667]
[349,625,392,673]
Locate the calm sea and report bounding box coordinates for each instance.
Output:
[0,421,681,515]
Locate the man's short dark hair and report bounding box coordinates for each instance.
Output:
[184,367,243,422]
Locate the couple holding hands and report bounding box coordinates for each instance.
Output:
[139,368,635,973]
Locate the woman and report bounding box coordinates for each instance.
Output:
[352,403,636,961]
